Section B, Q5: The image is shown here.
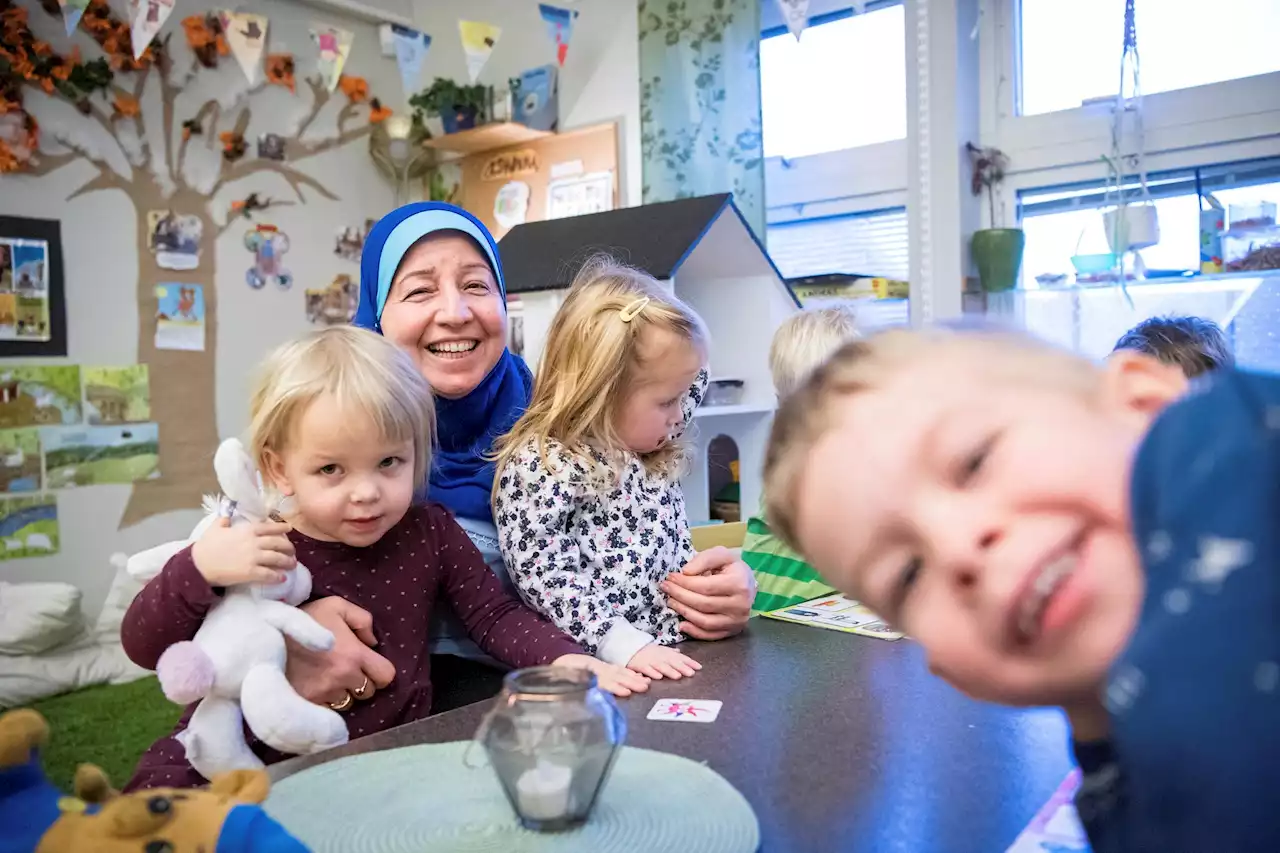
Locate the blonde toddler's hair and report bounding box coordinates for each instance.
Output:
[493,255,708,485]
[248,326,436,488]
[763,324,1101,550]
[769,307,860,397]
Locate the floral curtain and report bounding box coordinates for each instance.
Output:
[638,0,765,238]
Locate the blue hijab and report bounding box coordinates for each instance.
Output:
[355,202,533,524]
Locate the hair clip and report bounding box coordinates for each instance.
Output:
[619,296,650,323]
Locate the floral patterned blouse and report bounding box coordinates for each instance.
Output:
[494,370,709,666]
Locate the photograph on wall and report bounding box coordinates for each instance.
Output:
[154,283,205,351]
[146,210,203,271]
[83,365,151,425]
[0,239,52,342]
[305,274,357,326]
[334,219,373,262]
[0,494,59,560]
[0,365,82,428]
[546,171,614,220]
[0,428,42,494]
[41,423,160,488]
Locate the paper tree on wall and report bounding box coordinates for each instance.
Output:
[0,0,382,527]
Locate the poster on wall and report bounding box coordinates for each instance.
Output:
[146,210,202,271]
[546,171,614,220]
[41,423,160,488]
[0,216,68,357]
[0,494,59,560]
[494,181,531,231]
[0,366,82,429]
[154,283,205,351]
[83,366,151,425]
[305,274,357,326]
[0,428,43,494]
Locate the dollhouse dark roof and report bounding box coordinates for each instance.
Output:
[499,194,795,303]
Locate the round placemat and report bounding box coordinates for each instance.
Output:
[265,741,759,853]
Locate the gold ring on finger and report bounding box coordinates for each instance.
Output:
[328,692,354,712]
[353,677,372,700]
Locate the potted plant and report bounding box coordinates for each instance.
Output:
[409,78,490,134]
[967,142,1025,292]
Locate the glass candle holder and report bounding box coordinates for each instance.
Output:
[476,666,626,832]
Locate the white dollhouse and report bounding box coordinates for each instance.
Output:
[498,194,800,524]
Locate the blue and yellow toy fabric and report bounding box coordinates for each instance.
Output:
[0,708,309,853]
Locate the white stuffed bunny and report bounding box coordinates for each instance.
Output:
[124,437,348,781]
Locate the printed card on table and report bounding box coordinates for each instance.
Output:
[647,699,722,723]
[762,593,904,640]
[1004,771,1089,852]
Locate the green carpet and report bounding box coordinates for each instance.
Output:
[26,676,180,791]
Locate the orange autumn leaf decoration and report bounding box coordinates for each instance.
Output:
[369,98,391,124]
[265,54,295,93]
[113,91,139,119]
[338,75,368,103]
[181,13,228,69]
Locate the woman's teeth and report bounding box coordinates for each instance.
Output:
[1016,552,1077,642]
[428,341,478,354]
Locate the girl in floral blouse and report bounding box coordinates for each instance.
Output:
[492,257,711,682]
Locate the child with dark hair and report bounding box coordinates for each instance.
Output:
[1112,315,1234,378]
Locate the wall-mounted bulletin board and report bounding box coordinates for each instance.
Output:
[458,122,620,239]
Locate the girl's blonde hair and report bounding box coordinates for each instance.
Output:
[769,306,860,398]
[493,255,709,486]
[248,326,436,487]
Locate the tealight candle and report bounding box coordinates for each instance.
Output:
[515,759,573,822]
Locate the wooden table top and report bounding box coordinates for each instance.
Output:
[272,617,1074,852]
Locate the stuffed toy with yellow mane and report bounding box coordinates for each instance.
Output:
[0,708,309,852]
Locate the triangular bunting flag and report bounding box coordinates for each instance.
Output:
[391,25,431,101]
[130,0,176,61]
[774,0,810,40]
[58,0,89,36]
[222,11,269,84]
[538,4,578,67]
[458,21,501,84]
[311,25,355,93]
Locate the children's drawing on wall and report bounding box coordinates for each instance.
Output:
[245,224,292,289]
[305,274,358,326]
[257,133,286,161]
[494,181,531,232]
[334,219,374,262]
[546,171,614,220]
[42,423,160,488]
[0,428,42,494]
[0,366,82,428]
[0,239,51,341]
[506,295,525,358]
[154,283,205,351]
[83,366,151,425]
[0,494,59,560]
[130,0,175,59]
[146,209,202,271]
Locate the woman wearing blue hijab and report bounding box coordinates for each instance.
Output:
[292,202,756,712]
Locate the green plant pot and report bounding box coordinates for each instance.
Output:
[971,228,1026,293]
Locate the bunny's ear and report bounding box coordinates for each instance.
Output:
[213,438,267,518]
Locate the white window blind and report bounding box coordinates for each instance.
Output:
[766,208,909,280]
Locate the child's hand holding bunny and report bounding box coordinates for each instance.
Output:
[191,516,297,587]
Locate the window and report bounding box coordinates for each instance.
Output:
[759,3,906,159]
[1017,158,1280,287]
[1019,0,1280,116]
[766,207,909,280]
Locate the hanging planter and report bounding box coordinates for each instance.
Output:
[966,143,1024,292]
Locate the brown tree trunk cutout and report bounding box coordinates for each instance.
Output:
[20,19,371,529]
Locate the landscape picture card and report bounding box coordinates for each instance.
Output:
[154,283,205,351]
[0,428,42,494]
[0,366,82,428]
[41,423,160,488]
[83,366,151,425]
[0,238,52,342]
[0,494,59,561]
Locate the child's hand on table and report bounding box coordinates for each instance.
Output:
[552,654,651,697]
[192,517,296,587]
[626,643,702,680]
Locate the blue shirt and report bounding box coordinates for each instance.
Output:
[1074,369,1280,852]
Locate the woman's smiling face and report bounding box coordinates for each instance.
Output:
[377,231,508,399]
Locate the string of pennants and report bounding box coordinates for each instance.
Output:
[772,0,868,40]
[55,1,583,100]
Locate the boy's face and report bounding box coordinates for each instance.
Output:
[792,348,1185,708]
